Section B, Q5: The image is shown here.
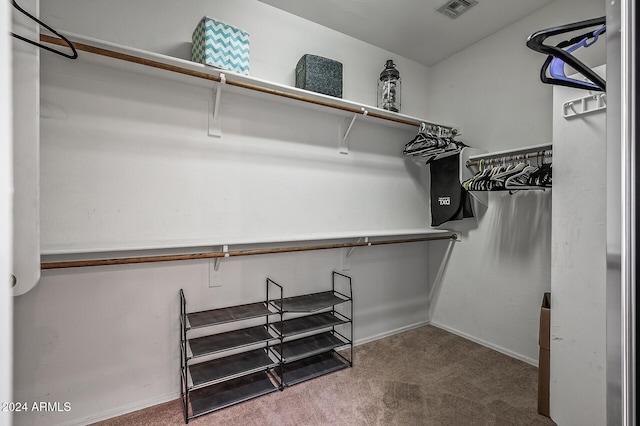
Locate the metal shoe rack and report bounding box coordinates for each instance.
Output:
[179,272,353,423]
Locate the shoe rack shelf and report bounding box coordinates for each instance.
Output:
[273,273,353,386]
[179,272,353,423]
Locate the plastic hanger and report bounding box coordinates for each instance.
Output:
[491,161,526,180]
[504,152,552,190]
[10,0,78,60]
[527,152,551,187]
[404,123,467,166]
[404,134,448,156]
[527,16,605,92]
[546,25,605,90]
[469,165,492,191]
[504,165,538,190]
[488,162,527,190]
[529,162,552,187]
[463,160,483,190]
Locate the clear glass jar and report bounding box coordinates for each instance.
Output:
[377,60,401,112]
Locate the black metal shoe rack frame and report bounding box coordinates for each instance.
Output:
[179,271,353,423]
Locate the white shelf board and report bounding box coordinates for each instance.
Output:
[40,228,455,257]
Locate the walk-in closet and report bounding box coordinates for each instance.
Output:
[4,0,636,425]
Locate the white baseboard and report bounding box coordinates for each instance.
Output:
[354,320,430,347]
[429,321,538,366]
[65,391,181,426]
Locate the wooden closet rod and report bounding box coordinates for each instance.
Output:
[40,34,441,129]
[40,234,457,270]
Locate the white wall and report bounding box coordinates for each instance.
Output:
[427,0,605,365]
[12,0,612,424]
[36,0,436,253]
[41,0,431,117]
[1,2,13,425]
[37,51,430,252]
[13,1,437,425]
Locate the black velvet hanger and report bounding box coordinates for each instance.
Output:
[10,0,78,60]
[527,16,605,92]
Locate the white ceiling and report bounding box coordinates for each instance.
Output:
[258,0,556,66]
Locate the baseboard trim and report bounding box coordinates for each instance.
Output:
[354,320,430,347]
[429,320,538,366]
[66,391,181,426]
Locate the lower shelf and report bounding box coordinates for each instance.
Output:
[274,331,349,362]
[188,348,278,388]
[188,370,279,418]
[271,311,348,337]
[187,302,273,329]
[281,351,350,386]
[188,325,274,358]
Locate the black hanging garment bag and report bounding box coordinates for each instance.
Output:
[430,153,474,226]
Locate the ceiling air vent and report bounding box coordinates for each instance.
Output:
[437,0,478,19]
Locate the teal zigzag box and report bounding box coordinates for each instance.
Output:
[192,16,250,75]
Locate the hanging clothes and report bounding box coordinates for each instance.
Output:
[463,150,552,192]
[403,124,466,164]
[430,153,474,226]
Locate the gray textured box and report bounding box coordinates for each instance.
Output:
[295,54,343,98]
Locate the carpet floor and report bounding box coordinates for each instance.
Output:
[91,325,556,425]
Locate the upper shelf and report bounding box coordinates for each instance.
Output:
[186,302,274,330]
[40,32,454,134]
[271,291,349,313]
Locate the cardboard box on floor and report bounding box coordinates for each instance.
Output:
[538,292,551,417]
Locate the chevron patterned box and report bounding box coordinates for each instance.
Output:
[192,16,250,75]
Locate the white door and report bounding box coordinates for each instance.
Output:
[1,1,14,425]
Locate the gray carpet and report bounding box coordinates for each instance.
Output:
[93,325,556,425]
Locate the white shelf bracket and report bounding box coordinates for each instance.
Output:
[341,237,369,271]
[563,93,606,119]
[340,108,367,154]
[213,244,229,272]
[208,73,226,137]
